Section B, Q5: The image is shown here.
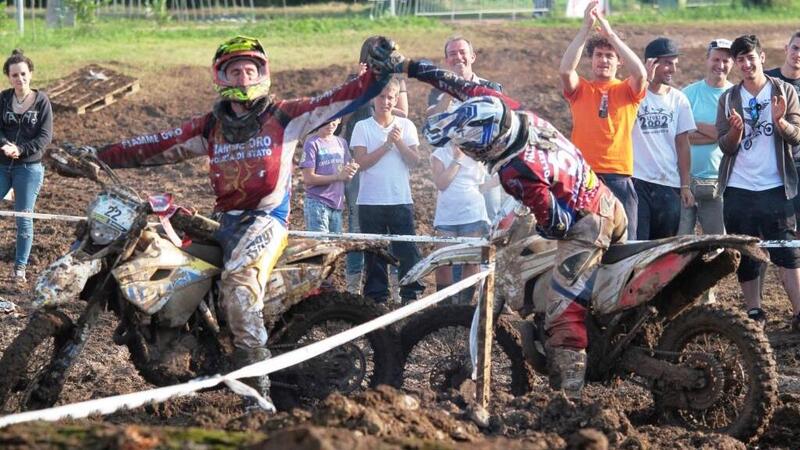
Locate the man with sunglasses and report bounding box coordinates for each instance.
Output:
[717,34,800,332]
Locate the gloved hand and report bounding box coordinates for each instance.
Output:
[63,143,98,159]
[366,36,406,77]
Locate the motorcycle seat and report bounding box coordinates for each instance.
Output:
[601,240,666,264]
[184,242,223,267]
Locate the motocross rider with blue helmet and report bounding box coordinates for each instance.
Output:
[95,35,402,411]
[374,55,628,398]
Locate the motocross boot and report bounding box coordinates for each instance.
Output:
[548,346,587,400]
[233,347,274,413]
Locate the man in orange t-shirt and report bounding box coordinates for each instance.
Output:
[559,0,647,237]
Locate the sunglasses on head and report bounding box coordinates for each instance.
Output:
[748,97,762,123]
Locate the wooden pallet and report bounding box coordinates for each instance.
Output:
[46,64,140,115]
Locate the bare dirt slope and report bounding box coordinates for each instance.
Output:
[1,22,800,449]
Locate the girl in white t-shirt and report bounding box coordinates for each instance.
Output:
[431,144,490,303]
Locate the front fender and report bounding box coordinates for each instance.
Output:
[399,242,484,286]
[34,253,103,309]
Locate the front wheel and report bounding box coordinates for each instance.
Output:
[270,291,401,410]
[399,304,538,398]
[655,305,778,441]
[0,310,75,412]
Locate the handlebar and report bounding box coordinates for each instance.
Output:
[168,211,219,242]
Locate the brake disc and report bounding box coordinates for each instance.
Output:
[681,353,726,410]
[295,342,367,397]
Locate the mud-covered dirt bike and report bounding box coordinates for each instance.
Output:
[400,208,779,441]
[0,147,401,413]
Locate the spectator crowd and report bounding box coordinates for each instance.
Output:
[298,14,800,334]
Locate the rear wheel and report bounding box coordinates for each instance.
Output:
[0,310,75,412]
[270,291,401,410]
[655,305,778,441]
[399,304,536,399]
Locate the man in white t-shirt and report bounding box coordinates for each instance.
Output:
[632,37,696,240]
[717,34,800,332]
[351,77,424,303]
[428,36,508,224]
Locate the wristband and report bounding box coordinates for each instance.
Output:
[680,185,690,189]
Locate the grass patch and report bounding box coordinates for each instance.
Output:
[0,15,447,83]
[526,0,800,25]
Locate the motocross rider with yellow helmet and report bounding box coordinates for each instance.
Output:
[96,35,402,411]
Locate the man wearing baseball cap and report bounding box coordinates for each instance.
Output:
[631,37,696,240]
[678,38,734,239]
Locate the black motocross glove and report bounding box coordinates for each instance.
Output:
[366,36,406,78]
[63,143,98,159]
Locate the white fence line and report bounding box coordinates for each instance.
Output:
[0,268,491,427]
[2,209,800,248]
[0,209,486,244]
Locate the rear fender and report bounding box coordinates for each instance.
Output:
[592,234,765,316]
[284,239,398,268]
[34,252,103,309]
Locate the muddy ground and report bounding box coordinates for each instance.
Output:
[1,22,800,449]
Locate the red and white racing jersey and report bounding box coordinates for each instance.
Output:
[99,72,388,223]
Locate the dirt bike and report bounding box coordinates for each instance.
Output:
[399,208,779,442]
[0,147,401,413]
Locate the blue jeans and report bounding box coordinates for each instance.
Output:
[0,163,44,268]
[597,173,638,239]
[344,174,362,276]
[359,204,424,302]
[633,178,681,240]
[303,196,343,233]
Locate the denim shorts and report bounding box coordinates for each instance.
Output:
[435,220,489,236]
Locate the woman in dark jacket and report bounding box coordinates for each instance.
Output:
[0,49,53,282]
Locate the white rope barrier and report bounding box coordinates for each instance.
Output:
[0,210,486,245]
[0,268,491,428]
[0,210,84,222]
[8,208,800,248]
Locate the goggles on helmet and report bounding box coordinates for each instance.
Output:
[423,96,514,163]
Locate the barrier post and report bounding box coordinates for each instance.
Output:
[476,244,495,408]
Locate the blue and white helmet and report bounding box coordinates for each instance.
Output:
[423,96,518,163]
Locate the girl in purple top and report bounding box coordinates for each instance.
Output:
[300,118,359,232]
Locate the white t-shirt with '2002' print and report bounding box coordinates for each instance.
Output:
[632,87,696,188]
[728,84,782,191]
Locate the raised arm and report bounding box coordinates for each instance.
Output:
[97,113,211,168]
[595,13,647,94]
[403,60,521,110]
[559,1,596,95]
[278,69,391,144]
[716,91,742,156]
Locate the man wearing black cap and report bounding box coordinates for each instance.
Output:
[631,37,696,240]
